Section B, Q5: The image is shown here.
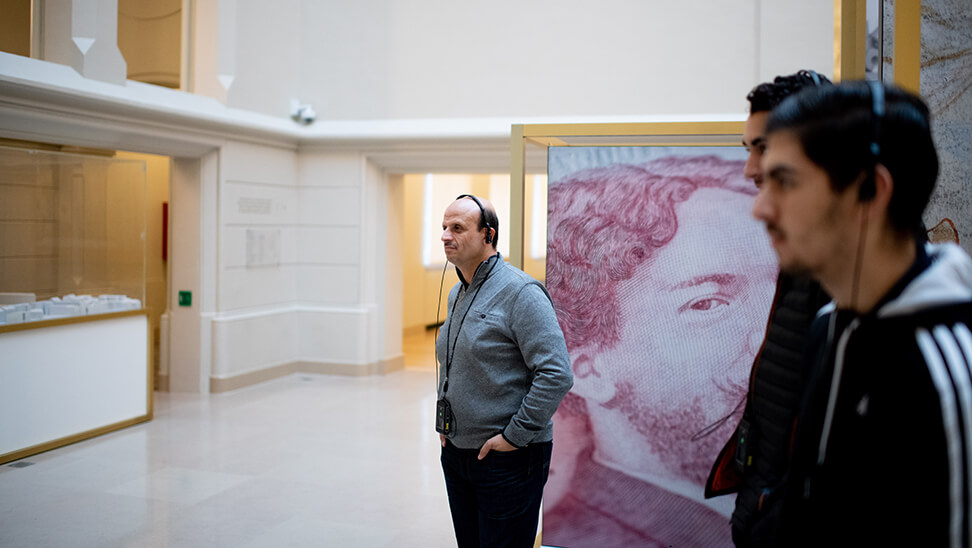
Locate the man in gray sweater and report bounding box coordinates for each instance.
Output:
[436,194,573,548]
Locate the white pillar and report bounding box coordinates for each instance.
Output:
[42,0,127,85]
[186,0,236,103]
[167,155,215,393]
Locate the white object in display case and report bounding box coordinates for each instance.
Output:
[0,295,142,325]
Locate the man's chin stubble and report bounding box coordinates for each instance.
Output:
[603,380,744,485]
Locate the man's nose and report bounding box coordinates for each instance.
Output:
[751,187,773,223]
[744,151,761,182]
[441,228,451,242]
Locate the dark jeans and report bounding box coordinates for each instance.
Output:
[440,439,552,548]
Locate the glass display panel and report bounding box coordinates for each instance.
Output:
[0,146,146,325]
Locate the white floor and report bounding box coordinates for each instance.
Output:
[0,367,458,547]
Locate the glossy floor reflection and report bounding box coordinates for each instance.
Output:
[0,368,456,547]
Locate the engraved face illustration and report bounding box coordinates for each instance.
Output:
[544,153,776,544]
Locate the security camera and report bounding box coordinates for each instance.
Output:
[290,99,316,125]
[296,105,316,124]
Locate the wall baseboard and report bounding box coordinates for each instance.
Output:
[208,355,406,393]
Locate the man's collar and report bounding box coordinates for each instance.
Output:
[867,237,930,316]
[457,252,502,288]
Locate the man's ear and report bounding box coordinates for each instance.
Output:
[858,163,895,234]
[570,351,617,404]
[867,163,894,208]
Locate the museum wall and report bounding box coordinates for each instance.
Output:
[219,0,302,116]
[383,172,404,365]
[401,175,426,334]
[294,150,373,369]
[211,141,299,381]
[212,0,834,120]
[164,154,208,393]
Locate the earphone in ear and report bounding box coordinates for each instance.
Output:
[456,194,494,244]
[860,80,885,203]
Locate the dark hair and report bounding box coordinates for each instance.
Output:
[765,80,938,235]
[482,204,499,250]
[747,70,832,113]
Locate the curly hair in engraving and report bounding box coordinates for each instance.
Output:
[545,155,754,353]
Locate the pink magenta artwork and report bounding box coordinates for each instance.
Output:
[543,147,777,548]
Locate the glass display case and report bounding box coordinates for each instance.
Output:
[0,145,146,322]
[0,145,152,465]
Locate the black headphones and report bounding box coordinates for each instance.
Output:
[456,194,494,245]
[860,80,885,202]
[799,69,823,86]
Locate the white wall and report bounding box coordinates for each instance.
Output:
[195,1,834,120]
[757,2,836,84]
[218,141,299,311]
[288,150,402,371]
[385,175,405,359]
[296,152,363,304]
[203,143,403,384]
[282,0,834,121]
[211,141,299,380]
[224,0,302,116]
[166,156,205,392]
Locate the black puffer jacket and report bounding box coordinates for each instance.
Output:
[705,272,830,547]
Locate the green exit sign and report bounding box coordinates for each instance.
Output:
[178,291,192,307]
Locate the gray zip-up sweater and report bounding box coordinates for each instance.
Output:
[436,254,573,449]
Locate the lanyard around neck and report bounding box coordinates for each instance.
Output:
[443,255,500,394]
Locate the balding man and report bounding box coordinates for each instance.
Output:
[436,194,573,548]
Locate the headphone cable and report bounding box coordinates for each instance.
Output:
[850,201,870,311]
[433,261,448,393]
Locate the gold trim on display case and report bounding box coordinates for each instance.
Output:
[0,308,149,335]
